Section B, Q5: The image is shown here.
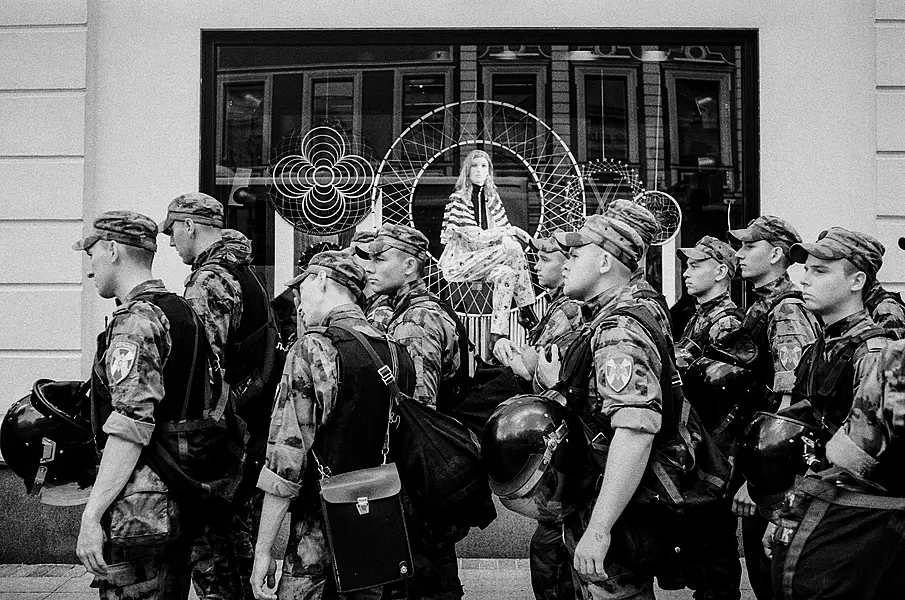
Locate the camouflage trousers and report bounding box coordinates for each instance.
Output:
[530,521,577,600]
[190,493,260,600]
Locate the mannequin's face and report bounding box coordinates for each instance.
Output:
[469,155,490,187]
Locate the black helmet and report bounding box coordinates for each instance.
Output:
[1,379,97,495]
[481,394,592,521]
[683,357,760,431]
[737,404,827,504]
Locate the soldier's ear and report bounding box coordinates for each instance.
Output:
[768,245,785,266]
[714,263,730,283]
[184,218,196,237]
[107,240,120,263]
[849,270,867,294]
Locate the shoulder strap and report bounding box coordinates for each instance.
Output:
[816,327,890,397]
[394,291,472,384]
[744,289,803,345]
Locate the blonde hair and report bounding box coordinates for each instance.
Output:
[453,149,499,202]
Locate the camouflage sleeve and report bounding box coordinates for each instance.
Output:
[825,340,903,478]
[769,300,819,393]
[638,297,673,342]
[258,332,339,499]
[593,316,663,434]
[101,303,170,446]
[389,307,458,408]
[532,299,583,353]
[184,266,243,367]
[873,299,905,332]
[708,314,742,347]
[367,303,395,334]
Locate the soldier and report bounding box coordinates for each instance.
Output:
[726,215,820,600]
[676,235,744,600]
[161,193,276,600]
[861,236,905,333]
[605,199,673,340]
[250,251,416,600]
[533,214,665,599]
[493,234,583,600]
[763,341,905,598]
[347,229,393,331]
[74,211,225,598]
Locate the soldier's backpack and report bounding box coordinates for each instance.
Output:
[554,303,731,585]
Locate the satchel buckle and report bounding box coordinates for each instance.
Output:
[377,365,395,385]
[356,496,370,515]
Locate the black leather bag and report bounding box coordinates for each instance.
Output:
[318,463,413,593]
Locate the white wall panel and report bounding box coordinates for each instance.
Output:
[876,216,905,285]
[0,93,85,156]
[877,0,905,20]
[0,223,83,284]
[0,352,83,419]
[0,158,84,220]
[0,29,87,90]
[877,91,905,151]
[877,157,905,216]
[0,0,86,25]
[0,288,81,350]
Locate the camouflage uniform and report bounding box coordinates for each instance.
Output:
[769,339,905,599]
[606,200,673,340]
[552,216,660,600]
[864,281,905,334]
[728,216,821,600]
[365,293,394,333]
[75,212,204,600]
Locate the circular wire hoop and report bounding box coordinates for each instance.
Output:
[267,126,377,235]
[565,158,646,216]
[634,190,682,245]
[374,99,584,317]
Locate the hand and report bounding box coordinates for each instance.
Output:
[574,524,610,580]
[251,552,278,600]
[76,516,107,576]
[732,482,758,517]
[535,345,562,389]
[493,337,517,366]
[508,354,532,380]
[762,522,777,559]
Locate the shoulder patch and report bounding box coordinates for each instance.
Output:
[109,341,138,384]
[778,343,803,371]
[604,355,633,392]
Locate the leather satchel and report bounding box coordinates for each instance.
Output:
[318,462,413,593]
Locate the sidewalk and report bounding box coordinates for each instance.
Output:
[0,560,757,599]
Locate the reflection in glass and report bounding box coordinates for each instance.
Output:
[312,79,355,135]
[675,78,721,168]
[584,75,629,162]
[222,83,264,170]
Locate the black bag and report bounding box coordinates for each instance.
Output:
[450,357,530,437]
[318,462,413,593]
[335,324,497,531]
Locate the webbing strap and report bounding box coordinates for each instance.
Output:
[781,495,830,598]
[796,477,905,511]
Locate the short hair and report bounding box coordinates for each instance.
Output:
[118,243,155,268]
[841,259,873,301]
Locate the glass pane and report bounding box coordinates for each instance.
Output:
[490,73,538,173]
[402,74,448,171]
[312,79,355,135]
[675,78,721,167]
[221,83,265,170]
[584,75,629,162]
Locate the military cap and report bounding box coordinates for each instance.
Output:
[159,192,224,235]
[285,250,367,303]
[679,235,738,277]
[728,215,801,254]
[72,210,158,252]
[790,227,885,278]
[529,234,566,255]
[350,230,378,245]
[356,223,429,261]
[605,199,659,248]
[553,215,643,272]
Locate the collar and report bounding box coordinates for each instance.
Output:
[629,269,645,285]
[390,279,429,310]
[697,290,733,315]
[320,303,371,329]
[546,286,564,304]
[581,284,634,321]
[752,272,794,301]
[191,239,227,272]
[123,279,168,304]
[824,309,873,341]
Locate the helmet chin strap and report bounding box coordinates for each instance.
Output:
[29,437,58,496]
[502,421,569,500]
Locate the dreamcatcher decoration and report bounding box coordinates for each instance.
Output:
[634,189,682,245]
[566,158,646,215]
[374,99,584,320]
[267,126,376,235]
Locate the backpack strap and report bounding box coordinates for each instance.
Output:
[744,289,803,343]
[815,327,890,397]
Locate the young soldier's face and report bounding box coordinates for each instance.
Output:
[735,240,776,281]
[562,244,603,301]
[683,257,722,299]
[534,251,566,290]
[85,241,116,299]
[366,248,409,295]
[800,255,856,317]
[167,221,195,265]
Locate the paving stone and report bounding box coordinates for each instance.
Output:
[0,576,64,592]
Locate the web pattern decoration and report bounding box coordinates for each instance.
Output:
[374,99,584,317]
[566,158,646,216]
[267,127,376,235]
[634,190,682,245]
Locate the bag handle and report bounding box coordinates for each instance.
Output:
[310,324,398,479]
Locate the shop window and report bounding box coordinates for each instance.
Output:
[574,66,639,164]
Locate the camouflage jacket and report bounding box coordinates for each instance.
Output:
[364,293,394,333]
[823,338,905,494]
[385,280,460,408]
[748,273,820,394]
[97,279,172,447]
[630,271,673,342]
[527,286,583,351]
[582,284,664,435]
[257,303,377,499]
[676,291,742,370]
[183,231,252,367]
[865,283,905,334]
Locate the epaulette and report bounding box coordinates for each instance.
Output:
[866,337,887,352]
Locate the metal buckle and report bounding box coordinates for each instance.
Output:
[40,437,56,464]
[356,497,370,515]
[377,365,395,385]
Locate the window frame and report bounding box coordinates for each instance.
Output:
[574,64,640,163]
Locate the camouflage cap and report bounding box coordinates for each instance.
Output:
[605,199,659,248]
[728,215,801,254]
[553,215,643,271]
[357,223,429,261]
[285,250,367,303]
[528,234,566,255]
[679,235,738,276]
[348,229,378,254]
[790,227,885,277]
[159,192,224,235]
[72,210,158,252]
